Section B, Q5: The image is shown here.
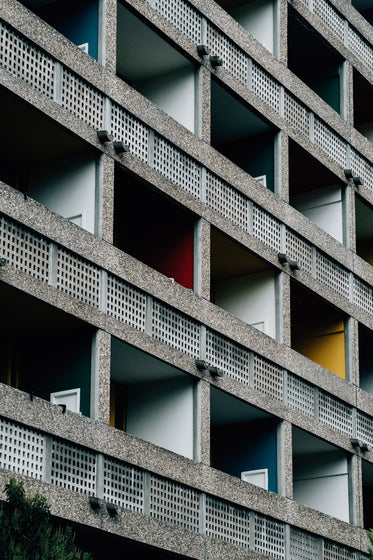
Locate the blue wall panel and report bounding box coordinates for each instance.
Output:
[211,419,278,492]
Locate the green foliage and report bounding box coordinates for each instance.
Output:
[0,478,92,560]
[367,529,373,560]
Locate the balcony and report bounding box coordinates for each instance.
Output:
[288,6,344,115]
[211,386,279,493]
[289,141,345,244]
[0,283,94,416]
[114,166,196,290]
[359,324,373,393]
[355,195,373,266]
[211,228,278,339]
[0,87,98,234]
[291,281,347,380]
[215,0,278,55]
[117,4,196,133]
[110,337,195,459]
[210,79,277,192]
[292,427,351,523]
[362,459,373,529]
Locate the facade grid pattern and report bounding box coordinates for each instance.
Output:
[1,0,373,559]
[50,440,96,495]
[0,416,368,558]
[62,69,104,129]
[0,216,49,283]
[206,24,248,85]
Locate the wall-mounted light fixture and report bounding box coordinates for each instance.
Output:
[210,55,223,67]
[89,496,103,510]
[288,259,300,271]
[195,359,223,377]
[277,253,299,271]
[351,438,370,453]
[208,366,224,377]
[344,169,362,187]
[97,130,113,143]
[344,169,353,180]
[195,359,208,371]
[197,44,210,57]
[106,502,119,517]
[113,141,130,154]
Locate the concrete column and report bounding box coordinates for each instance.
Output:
[347,317,359,387]
[199,65,211,144]
[277,0,288,66]
[277,271,291,346]
[99,153,115,244]
[350,453,362,527]
[100,0,117,72]
[91,329,112,424]
[199,218,211,302]
[196,380,210,465]
[278,131,289,203]
[279,419,293,498]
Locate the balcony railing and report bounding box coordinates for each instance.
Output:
[146,0,373,190]
[1,211,373,446]
[0,415,368,560]
[1,18,373,319]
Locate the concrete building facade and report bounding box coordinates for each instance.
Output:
[0,0,373,558]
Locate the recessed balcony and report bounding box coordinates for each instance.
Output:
[211,386,279,492]
[211,228,278,339]
[292,427,351,522]
[20,0,99,59]
[211,79,277,192]
[288,6,344,115]
[114,167,196,290]
[110,337,195,459]
[289,141,345,244]
[117,4,196,133]
[0,283,94,416]
[291,281,347,379]
[215,0,278,55]
[0,87,98,234]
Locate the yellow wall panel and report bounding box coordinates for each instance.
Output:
[295,330,345,378]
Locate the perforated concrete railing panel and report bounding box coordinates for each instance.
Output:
[0,418,45,480]
[2,416,368,560]
[0,20,54,98]
[3,6,373,202]
[103,457,145,511]
[290,526,321,560]
[150,0,373,108]
[149,475,200,532]
[145,0,373,194]
[205,495,251,547]
[0,211,373,445]
[1,17,373,315]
